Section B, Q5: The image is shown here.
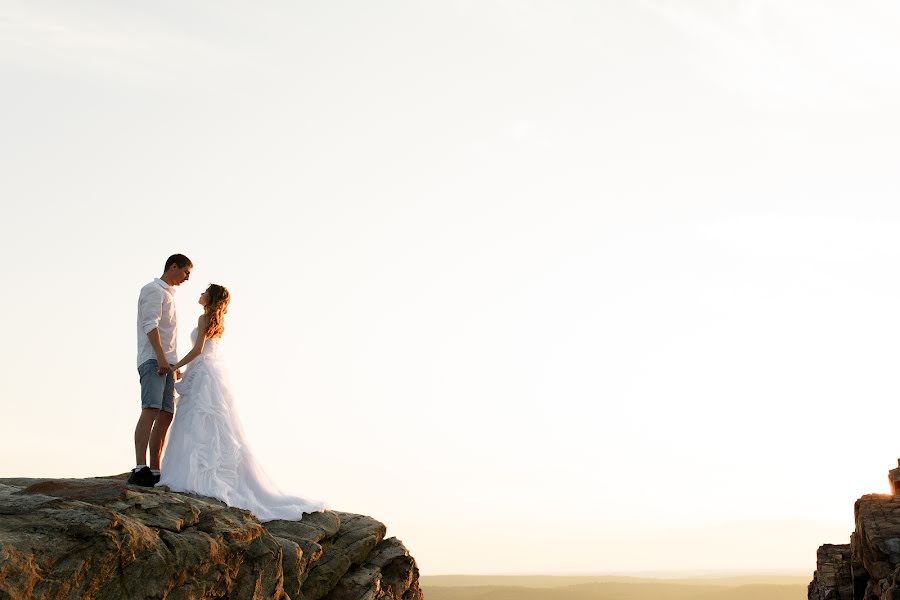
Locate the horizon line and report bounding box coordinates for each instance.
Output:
[418,569,811,578]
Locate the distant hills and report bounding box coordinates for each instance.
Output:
[420,575,808,600]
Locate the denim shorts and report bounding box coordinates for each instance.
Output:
[138,359,175,414]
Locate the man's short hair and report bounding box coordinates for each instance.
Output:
[164,254,193,272]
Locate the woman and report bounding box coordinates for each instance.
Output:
[157,284,325,521]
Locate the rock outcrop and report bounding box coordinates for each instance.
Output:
[0,476,423,600]
[809,462,900,600]
[809,543,857,600]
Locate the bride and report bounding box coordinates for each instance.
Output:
[157,284,325,521]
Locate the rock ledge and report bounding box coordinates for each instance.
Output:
[809,462,900,600]
[0,476,423,600]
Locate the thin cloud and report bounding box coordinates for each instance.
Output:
[0,14,129,50]
[698,215,900,260]
[0,6,263,87]
[634,0,900,110]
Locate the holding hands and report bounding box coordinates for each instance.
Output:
[155,361,182,382]
[156,362,171,376]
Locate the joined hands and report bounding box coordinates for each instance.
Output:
[156,362,183,381]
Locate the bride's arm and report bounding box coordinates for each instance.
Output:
[172,315,209,371]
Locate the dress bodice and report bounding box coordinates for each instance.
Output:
[190,327,220,357]
[176,327,219,396]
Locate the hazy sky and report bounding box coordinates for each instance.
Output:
[3,0,900,575]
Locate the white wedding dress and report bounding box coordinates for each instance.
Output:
[157,329,325,521]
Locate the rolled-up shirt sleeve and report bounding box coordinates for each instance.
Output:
[139,287,163,335]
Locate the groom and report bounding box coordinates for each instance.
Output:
[128,253,192,487]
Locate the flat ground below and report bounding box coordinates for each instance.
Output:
[419,574,809,600]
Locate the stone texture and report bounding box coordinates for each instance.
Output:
[323,536,422,600]
[809,463,900,600]
[302,512,387,600]
[0,476,423,600]
[809,544,854,600]
[853,495,900,582]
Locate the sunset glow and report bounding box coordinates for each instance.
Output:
[2,0,899,576]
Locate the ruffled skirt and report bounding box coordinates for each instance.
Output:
[157,356,325,521]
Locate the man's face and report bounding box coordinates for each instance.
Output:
[170,264,192,286]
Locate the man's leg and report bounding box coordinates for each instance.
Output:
[149,369,177,472]
[134,408,161,466]
[135,359,166,469]
[148,410,174,471]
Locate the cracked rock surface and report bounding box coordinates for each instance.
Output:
[0,476,423,600]
[809,494,900,600]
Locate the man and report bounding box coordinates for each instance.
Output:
[128,253,192,487]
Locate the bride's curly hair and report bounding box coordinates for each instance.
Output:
[204,284,230,339]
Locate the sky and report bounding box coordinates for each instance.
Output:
[3,0,900,575]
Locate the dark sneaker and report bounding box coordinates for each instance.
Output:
[127,466,156,487]
[151,472,161,486]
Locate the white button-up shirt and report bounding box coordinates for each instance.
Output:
[136,278,178,367]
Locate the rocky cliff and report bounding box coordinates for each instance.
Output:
[809,463,900,600]
[0,475,423,600]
